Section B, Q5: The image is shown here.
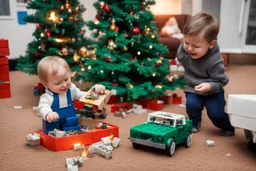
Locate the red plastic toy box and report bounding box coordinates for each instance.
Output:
[35,120,119,152]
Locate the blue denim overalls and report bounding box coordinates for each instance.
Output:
[42,89,80,134]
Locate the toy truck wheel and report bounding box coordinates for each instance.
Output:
[184,134,192,148]
[166,139,176,157]
[132,143,141,149]
[101,113,107,119]
[244,130,253,140]
[248,140,256,152]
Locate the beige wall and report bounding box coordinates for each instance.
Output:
[151,0,182,15]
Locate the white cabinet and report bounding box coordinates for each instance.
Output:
[219,0,256,53]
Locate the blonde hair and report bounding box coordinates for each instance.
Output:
[37,56,71,83]
[183,12,219,43]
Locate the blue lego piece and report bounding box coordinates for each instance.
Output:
[34,89,39,96]
[42,120,59,134]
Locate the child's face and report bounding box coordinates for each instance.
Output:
[44,66,71,94]
[183,32,216,59]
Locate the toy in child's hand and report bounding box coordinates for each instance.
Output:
[85,91,99,100]
[89,84,105,94]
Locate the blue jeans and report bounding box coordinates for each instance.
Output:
[185,91,233,130]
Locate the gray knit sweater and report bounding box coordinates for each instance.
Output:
[177,42,229,95]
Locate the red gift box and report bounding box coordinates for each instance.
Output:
[108,95,121,104]
[148,100,164,111]
[0,48,10,57]
[159,95,172,104]
[172,93,182,104]
[0,82,11,98]
[111,102,134,113]
[138,98,153,109]
[0,39,8,48]
[0,57,8,65]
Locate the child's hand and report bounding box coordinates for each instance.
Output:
[46,112,59,123]
[90,84,105,94]
[194,83,211,94]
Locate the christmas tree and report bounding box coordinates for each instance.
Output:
[74,0,185,100]
[17,0,93,75]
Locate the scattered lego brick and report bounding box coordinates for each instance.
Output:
[73,143,84,151]
[90,142,113,160]
[205,140,215,146]
[13,106,22,109]
[66,156,83,170]
[114,108,127,118]
[111,137,121,148]
[26,133,40,146]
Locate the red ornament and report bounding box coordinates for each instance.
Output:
[115,26,119,32]
[105,6,110,13]
[170,59,176,65]
[152,89,155,93]
[112,83,118,86]
[34,52,39,57]
[99,1,105,9]
[105,56,111,62]
[96,14,100,19]
[132,27,140,35]
[125,33,129,38]
[46,32,51,38]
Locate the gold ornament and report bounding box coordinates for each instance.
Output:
[92,55,97,60]
[65,1,70,9]
[144,27,150,34]
[73,53,80,62]
[129,84,133,88]
[81,67,85,71]
[86,49,96,57]
[109,19,116,31]
[94,19,99,25]
[40,33,44,37]
[151,34,155,39]
[108,40,117,50]
[152,73,156,77]
[167,75,173,82]
[55,37,70,43]
[155,85,162,89]
[48,11,59,23]
[79,47,87,57]
[61,47,68,55]
[155,60,162,66]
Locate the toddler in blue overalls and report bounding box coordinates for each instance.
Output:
[37,56,105,134]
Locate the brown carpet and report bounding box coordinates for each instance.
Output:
[1,65,256,171]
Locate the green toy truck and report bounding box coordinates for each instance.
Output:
[130,111,192,156]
